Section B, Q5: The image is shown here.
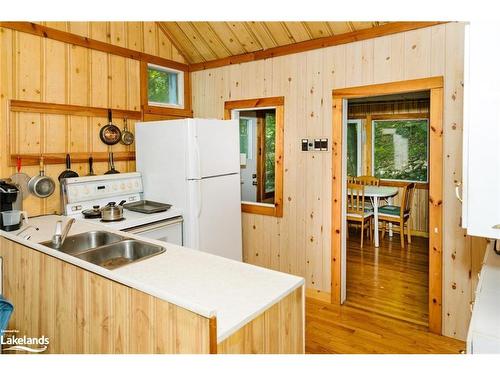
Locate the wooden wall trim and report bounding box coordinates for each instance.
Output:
[334,77,444,99]
[331,77,444,335]
[0,22,189,72]
[10,152,135,166]
[352,113,430,120]
[331,97,344,304]
[189,22,445,72]
[10,99,143,120]
[428,87,444,334]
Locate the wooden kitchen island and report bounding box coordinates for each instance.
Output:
[0,217,304,354]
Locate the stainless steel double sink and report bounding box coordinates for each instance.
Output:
[41,231,165,270]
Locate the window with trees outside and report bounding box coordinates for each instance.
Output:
[372,119,429,182]
[147,63,184,107]
[347,120,362,177]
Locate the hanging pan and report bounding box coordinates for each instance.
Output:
[58,154,79,182]
[10,156,31,200]
[28,156,56,198]
[104,152,120,175]
[99,109,122,146]
[86,156,96,176]
[120,118,134,146]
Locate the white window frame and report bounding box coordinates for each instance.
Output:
[371,118,430,183]
[347,119,363,176]
[239,117,255,160]
[147,63,184,108]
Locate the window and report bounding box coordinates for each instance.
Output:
[225,96,284,217]
[147,63,184,108]
[239,118,253,160]
[372,119,429,182]
[264,111,276,194]
[347,120,362,177]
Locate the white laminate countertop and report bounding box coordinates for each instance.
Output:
[0,215,304,343]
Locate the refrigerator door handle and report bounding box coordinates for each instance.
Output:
[196,179,202,218]
[187,120,201,179]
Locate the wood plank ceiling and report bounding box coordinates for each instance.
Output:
[158,22,387,64]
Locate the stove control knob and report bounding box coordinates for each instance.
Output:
[120,183,126,190]
[112,183,118,191]
[134,180,139,188]
[127,182,132,189]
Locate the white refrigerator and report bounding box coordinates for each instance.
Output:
[135,118,243,261]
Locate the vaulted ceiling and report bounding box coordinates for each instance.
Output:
[158,22,389,64]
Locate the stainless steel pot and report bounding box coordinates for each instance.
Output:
[101,200,126,221]
[28,157,56,198]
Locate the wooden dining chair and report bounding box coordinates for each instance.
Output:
[379,182,416,249]
[357,175,380,186]
[355,175,381,210]
[346,183,373,249]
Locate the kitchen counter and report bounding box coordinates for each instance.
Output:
[0,215,304,343]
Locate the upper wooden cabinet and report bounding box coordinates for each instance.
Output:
[461,22,500,239]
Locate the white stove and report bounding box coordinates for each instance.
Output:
[60,172,183,245]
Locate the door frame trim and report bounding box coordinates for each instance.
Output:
[331,77,444,334]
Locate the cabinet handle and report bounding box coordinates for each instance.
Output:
[455,182,463,203]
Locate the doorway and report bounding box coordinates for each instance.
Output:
[331,77,444,334]
[345,91,431,326]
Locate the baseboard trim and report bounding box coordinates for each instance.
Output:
[306,288,332,303]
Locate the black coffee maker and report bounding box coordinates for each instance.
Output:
[0,179,22,231]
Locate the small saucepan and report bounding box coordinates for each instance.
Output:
[28,156,56,198]
[120,118,134,146]
[81,205,102,219]
[101,200,126,222]
[100,109,122,146]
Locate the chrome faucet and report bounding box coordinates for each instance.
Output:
[51,218,76,249]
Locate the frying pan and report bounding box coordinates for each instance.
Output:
[120,118,134,146]
[100,109,122,146]
[86,156,95,176]
[28,157,56,198]
[10,156,31,200]
[104,152,120,174]
[58,154,79,182]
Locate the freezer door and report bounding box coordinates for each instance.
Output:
[187,119,240,179]
[186,174,242,261]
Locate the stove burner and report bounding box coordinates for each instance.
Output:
[100,217,126,223]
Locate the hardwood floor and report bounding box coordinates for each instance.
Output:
[305,297,465,354]
[303,228,465,354]
[346,228,429,326]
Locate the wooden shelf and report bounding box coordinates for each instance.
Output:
[10,152,135,166]
[10,100,143,120]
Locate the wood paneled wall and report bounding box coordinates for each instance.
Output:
[191,23,479,340]
[0,22,185,216]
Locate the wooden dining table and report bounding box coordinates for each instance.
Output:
[348,185,399,248]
